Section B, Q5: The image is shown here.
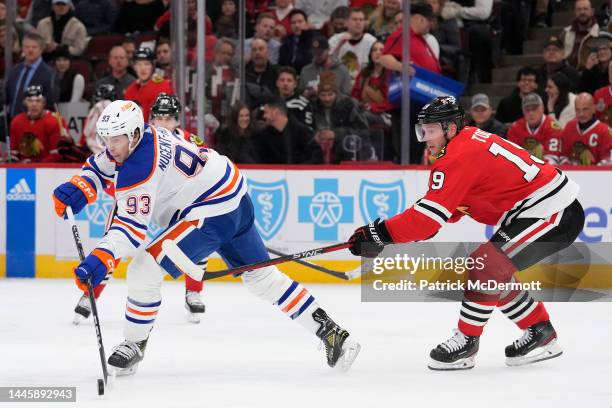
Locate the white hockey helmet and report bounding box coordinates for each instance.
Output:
[96,100,145,153]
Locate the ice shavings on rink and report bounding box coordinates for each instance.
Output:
[0,278,611,408]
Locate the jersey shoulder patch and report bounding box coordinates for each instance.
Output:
[116,128,157,192]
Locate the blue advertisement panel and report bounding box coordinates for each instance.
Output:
[6,169,36,277]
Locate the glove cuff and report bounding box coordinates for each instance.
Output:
[70,175,97,204]
[92,248,117,271]
[376,219,393,243]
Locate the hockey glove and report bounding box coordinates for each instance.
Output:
[348,218,392,257]
[74,248,116,290]
[52,175,98,218]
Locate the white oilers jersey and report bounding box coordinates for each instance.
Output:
[81,124,246,259]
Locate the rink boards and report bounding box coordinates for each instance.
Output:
[0,165,611,283]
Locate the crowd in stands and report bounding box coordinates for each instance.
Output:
[1,0,611,166]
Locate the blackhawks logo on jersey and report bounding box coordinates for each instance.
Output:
[550,120,562,130]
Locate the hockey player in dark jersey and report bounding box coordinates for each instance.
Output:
[349,96,585,370]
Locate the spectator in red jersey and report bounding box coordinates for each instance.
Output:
[506,93,564,164]
[593,60,612,124]
[9,85,68,162]
[271,0,294,39]
[561,92,612,165]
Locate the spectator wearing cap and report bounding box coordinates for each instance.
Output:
[579,32,612,94]
[37,0,89,58]
[252,97,323,164]
[124,47,173,122]
[5,31,58,122]
[534,36,581,94]
[245,38,280,107]
[244,13,282,64]
[468,94,508,137]
[506,93,564,164]
[545,72,576,128]
[9,85,68,163]
[495,66,541,124]
[95,45,137,100]
[593,61,612,124]
[53,45,84,103]
[559,0,600,69]
[295,0,349,30]
[74,0,117,36]
[298,35,353,99]
[279,9,316,74]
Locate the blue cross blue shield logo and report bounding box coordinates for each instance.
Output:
[248,179,289,240]
[359,180,405,223]
[298,179,353,241]
[76,191,115,238]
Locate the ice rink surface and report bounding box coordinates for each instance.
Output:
[1,278,611,408]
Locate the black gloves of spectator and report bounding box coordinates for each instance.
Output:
[348,218,393,258]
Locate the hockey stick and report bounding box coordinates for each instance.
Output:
[201,242,352,281]
[265,246,349,280]
[65,207,109,395]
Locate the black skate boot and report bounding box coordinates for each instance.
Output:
[185,290,205,323]
[428,329,480,371]
[72,294,91,325]
[108,339,148,376]
[313,308,360,371]
[505,320,562,366]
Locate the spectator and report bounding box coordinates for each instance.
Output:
[299,35,353,98]
[74,0,118,36]
[559,0,600,69]
[351,41,393,126]
[350,0,378,18]
[467,93,508,137]
[0,3,21,55]
[81,83,116,154]
[271,0,294,38]
[207,38,237,125]
[276,66,314,129]
[296,0,349,30]
[215,0,238,38]
[534,36,581,94]
[5,31,57,121]
[427,0,466,81]
[312,71,370,163]
[53,45,84,103]
[245,38,280,107]
[278,9,316,74]
[121,36,136,64]
[593,61,612,124]
[368,0,401,39]
[95,45,137,100]
[215,103,260,163]
[253,98,322,164]
[321,6,350,38]
[9,85,67,162]
[155,38,172,78]
[25,0,52,28]
[546,72,576,128]
[124,47,173,122]
[579,33,612,94]
[114,0,166,34]
[37,0,88,57]
[495,67,540,124]
[329,7,377,82]
[560,93,612,165]
[244,13,281,64]
[506,93,563,164]
[441,0,494,83]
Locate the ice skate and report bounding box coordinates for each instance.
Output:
[185,290,205,323]
[313,308,361,371]
[72,294,91,325]
[108,339,147,376]
[505,320,562,366]
[428,329,479,371]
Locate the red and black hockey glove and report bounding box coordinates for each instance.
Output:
[348,218,393,258]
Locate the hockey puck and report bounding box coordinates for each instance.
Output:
[97,379,104,395]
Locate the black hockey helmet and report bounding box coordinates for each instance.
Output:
[133,46,155,62]
[24,84,44,99]
[93,83,116,102]
[415,96,465,142]
[151,93,181,119]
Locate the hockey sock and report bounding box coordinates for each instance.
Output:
[497,279,550,329]
[124,297,160,342]
[458,300,496,336]
[185,273,204,292]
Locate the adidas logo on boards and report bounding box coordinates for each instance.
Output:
[7,178,36,201]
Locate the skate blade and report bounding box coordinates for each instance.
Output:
[505,339,563,367]
[428,355,476,371]
[72,313,87,325]
[109,363,139,377]
[187,312,201,324]
[338,340,361,372]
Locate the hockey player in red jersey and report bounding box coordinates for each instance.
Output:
[349,96,585,370]
[560,92,612,166]
[506,93,563,164]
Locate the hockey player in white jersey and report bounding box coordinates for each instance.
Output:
[52,100,360,375]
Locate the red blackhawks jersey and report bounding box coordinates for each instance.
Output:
[560,118,612,165]
[385,127,579,243]
[506,115,563,164]
[593,85,612,123]
[124,76,173,122]
[9,110,67,162]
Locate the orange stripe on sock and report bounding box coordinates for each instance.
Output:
[281,288,307,313]
[126,306,158,316]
